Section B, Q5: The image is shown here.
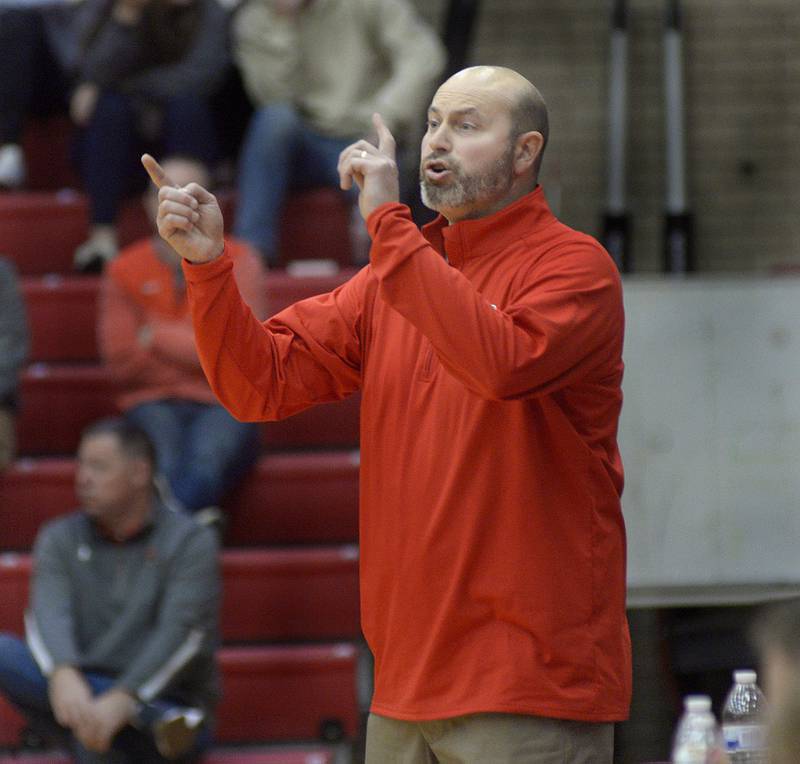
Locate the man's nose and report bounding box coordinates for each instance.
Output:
[426,124,451,152]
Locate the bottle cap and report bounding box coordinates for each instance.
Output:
[685,694,712,711]
[734,669,757,684]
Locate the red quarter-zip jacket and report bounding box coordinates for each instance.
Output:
[184,187,632,722]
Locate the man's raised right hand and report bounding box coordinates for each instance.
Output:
[141,154,224,264]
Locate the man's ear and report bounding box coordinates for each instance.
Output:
[130,457,154,491]
[514,131,544,176]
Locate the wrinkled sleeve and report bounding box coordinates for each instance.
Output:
[183,252,365,421]
[367,203,624,401]
[352,0,446,133]
[232,1,296,106]
[27,525,80,672]
[116,526,219,700]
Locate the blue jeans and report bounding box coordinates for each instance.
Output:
[0,633,208,763]
[125,399,260,513]
[78,90,217,226]
[234,103,355,265]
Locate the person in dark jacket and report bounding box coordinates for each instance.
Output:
[0,418,220,762]
[0,0,229,272]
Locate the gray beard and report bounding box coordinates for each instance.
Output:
[419,146,515,215]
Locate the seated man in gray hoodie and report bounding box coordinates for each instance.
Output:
[0,418,220,762]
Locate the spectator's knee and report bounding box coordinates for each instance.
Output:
[90,91,135,128]
[248,103,303,146]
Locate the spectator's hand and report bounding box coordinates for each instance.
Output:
[74,688,136,753]
[48,666,94,732]
[338,113,400,221]
[113,0,150,24]
[70,83,99,127]
[141,154,224,264]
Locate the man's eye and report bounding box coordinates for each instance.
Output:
[426,120,439,130]
[460,123,475,130]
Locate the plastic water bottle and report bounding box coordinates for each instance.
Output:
[672,695,729,764]
[721,669,768,763]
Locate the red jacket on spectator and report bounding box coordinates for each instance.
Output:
[99,236,267,412]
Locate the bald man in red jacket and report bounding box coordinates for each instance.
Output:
[144,65,631,764]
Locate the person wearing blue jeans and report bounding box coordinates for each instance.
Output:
[0,635,210,763]
[234,103,355,265]
[75,89,218,272]
[0,418,220,763]
[125,399,260,514]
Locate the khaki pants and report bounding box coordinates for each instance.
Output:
[365,712,614,764]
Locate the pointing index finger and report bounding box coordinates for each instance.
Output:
[372,113,396,158]
[141,153,175,189]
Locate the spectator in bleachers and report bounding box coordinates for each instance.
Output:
[0,257,29,471]
[144,63,629,762]
[230,0,446,266]
[0,0,229,272]
[0,417,219,762]
[99,155,266,524]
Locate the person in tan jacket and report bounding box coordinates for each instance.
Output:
[231,0,446,265]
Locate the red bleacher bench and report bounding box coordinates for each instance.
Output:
[0,188,351,276]
[17,364,360,457]
[22,276,100,363]
[0,452,359,551]
[0,640,360,749]
[216,644,359,743]
[225,451,359,546]
[17,364,118,456]
[19,270,358,364]
[0,548,359,642]
[221,547,359,642]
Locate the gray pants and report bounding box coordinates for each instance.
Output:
[365,712,614,764]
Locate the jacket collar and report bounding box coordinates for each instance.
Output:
[421,186,556,269]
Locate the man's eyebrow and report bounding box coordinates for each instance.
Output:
[427,106,482,118]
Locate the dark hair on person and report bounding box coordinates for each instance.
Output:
[81,417,156,468]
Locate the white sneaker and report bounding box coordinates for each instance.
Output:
[73,228,118,272]
[0,144,26,189]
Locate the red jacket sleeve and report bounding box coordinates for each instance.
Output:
[183,251,363,422]
[367,203,623,400]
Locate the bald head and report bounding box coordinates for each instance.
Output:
[438,66,549,174]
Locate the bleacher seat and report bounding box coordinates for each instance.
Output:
[225,451,359,546]
[17,365,359,457]
[0,452,359,550]
[221,547,359,642]
[0,553,31,635]
[0,549,359,642]
[17,364,118,456]
[216,644,359,743]
[0,187,351,276]
[20,269,358,365]
[0,453,359,549]
[22,276,100,362]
